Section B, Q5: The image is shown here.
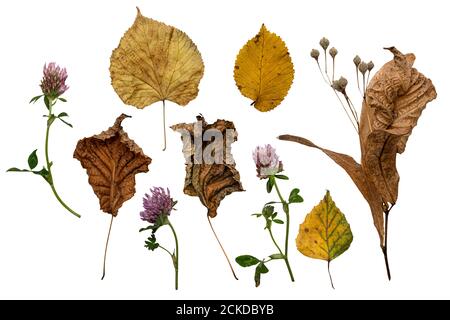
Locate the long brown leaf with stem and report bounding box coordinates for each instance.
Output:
[74,114,152,279]
[280,46,436,280]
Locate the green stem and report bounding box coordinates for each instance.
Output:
[45,102,80,218]
[168,221,179,290]
[272,178,295,282]
[158,244,173,257]
[268,228,284,257]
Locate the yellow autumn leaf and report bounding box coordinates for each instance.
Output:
[234,24,294,112]
[296,190,353,288]
[110,8,204,108]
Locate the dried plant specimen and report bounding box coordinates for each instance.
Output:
[234,24,294,112]
[139,187,180,290]
[110,7,204,150]
[7,62,80,218]
[280,44,437,279]
[74,114,152,279]
[296,190,353,289]
[236,145,303,287]
[171,115,244,279]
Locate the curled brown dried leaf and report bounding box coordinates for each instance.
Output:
[74,113,152,279]
[171,115,244,279]
[74,114,152,216]
[280,47,437,279]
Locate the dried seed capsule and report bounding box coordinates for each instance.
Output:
[353,55,361,67]
[337,76,348,90]
[310,49,320,60]
[332,80,343,92]
[320,37,330,50]
[358,61,368,74]
[368,61,374,71]
[329,47,338,58]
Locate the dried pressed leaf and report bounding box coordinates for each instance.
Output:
[234,24,294,112]
[171,115,243,279]
[360,47,437,205]
[296,190,353,288]
[110,8,204,108]
[280,47,437,279]
[74,114,152,216]
[171,115,244,217]
[297,190,353,261]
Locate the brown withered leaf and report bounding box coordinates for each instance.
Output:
[360,47,437,205]
[171,115,243,280]
[171,115,244,217]
[74,114,152,216]
[279,47,437,279]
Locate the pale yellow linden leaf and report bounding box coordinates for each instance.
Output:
[110,8,204,108]
[234,24,294,112]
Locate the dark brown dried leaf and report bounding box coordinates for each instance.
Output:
[171,115,244,217]
[74,114,152,216]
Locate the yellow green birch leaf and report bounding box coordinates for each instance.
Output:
[296,190,353,288]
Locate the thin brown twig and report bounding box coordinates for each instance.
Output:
[315,63,359,134]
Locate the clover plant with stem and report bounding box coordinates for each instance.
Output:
[139,187,180,290]
[236,145,303,287]
[7,63,80,218]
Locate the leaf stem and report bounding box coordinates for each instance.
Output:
[168,220,179,290]
[327,260,335,289]
[101,215,114,280]
[382,204,395,281]
[162,100,167,151]
[207,215,238,280]
[45,102,80,218]
[272,179,295,282]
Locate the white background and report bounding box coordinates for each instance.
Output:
[0,0,447,300]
